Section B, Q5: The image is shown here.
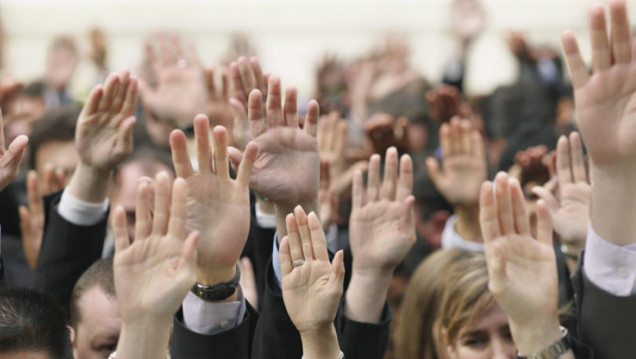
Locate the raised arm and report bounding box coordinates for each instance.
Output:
[68,71,137,203]
[480,172,574,359]
[113,174,199,359]
[0,108,28,192]
[280,207,344,359]
[561,1,636,246]
[232,76,321,238]
[346,146,416,323]
[426,117,487,244]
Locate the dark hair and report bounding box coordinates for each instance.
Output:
[69,258,115,330]
[0,287,72,359]
[28,105,80,169]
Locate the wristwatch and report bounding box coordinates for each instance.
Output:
[191,263,240,302]
[517,327,571,359]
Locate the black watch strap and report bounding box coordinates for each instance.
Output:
[191,263,240,302]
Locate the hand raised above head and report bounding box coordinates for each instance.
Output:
[280,206,345,334]
[561,1,636,169]
[140,33,207,129]
[0,107,28,192]
[113,173,199,324]
[426,117,487,208]
[230,76,320,209]
[76,71,138,171]
[169,116,258,286]
[532,132,590,253]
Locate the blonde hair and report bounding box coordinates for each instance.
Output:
[394,249,485,359]
[433,253,493,352]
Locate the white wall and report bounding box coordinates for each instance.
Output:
[1,0,633,99]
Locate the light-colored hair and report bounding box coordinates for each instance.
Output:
[433,252,493,354]
[394,249,486,359]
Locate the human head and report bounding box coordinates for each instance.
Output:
[28,104,80,184]
[395,249,481,359]
[45,35,79,91]
[69,258,120,359]
[110,147,175,241]
[435,253,515,359]
[0,287,73,359]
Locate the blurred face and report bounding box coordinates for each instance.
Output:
[72,287,121,359]
[446,303,516,359]
[35,140,78,185]
[110,160,174,241]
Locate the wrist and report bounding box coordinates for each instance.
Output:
[454,204,482,242]
[67,162,112,203]
[195,264,239,302]
[117,319,171,359]
[300,324,341,359]
[509,317,562,355]
[344,270,391,323]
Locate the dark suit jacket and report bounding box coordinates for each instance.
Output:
[170,256,392,359]
[34,191,108,314]
[570,253,636,359]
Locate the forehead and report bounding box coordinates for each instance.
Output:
[76,286,121,340]
[463,302,508,332]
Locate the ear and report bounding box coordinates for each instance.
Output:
[67,325,77,358]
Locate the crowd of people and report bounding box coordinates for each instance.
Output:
[0,0,633,358]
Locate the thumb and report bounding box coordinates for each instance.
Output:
[425,157,441,185]
[330,250,346,290]
[486,243,507,297]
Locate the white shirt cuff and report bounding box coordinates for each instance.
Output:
[255,202,276,229]
[583,224,636,296]
[57,189,109,226]
[441,215,484,252]
[182,285,247,335]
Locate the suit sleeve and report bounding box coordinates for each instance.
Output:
[170,301,258,359]
[570,252,636,359]
[34,191,108,314]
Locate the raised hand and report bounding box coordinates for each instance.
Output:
[561,1,636,246]
[229,57,268,151]
[280,206,344,359]
[426,85,465,123]
[480,172,563,355]
[532,133,589,254]
[169,117,258,286]
[69,71,137,203]
[0,108,28,192]
[76,72,137,170]
[364,114,410,155]
[113,173,198,358]
[426,117,487,207]
[19,167,65,270]
[140,34,207,129]
[203,67,233,131]
[230,76,320,220]
[318,112,368,198]
[346,146,415,322]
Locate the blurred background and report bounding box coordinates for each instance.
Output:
[1,0,630,99]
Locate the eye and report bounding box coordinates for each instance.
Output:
[98,343,117,356]
[461,335,488,348]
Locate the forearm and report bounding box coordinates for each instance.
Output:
[454,204,481,242]
[590,165,636,246]
[116,319,171,359]
[300,325,342,359]
[66,163,112,203]
[344,272,390,324]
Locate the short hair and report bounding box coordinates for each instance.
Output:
[0,287,72,359]
[28,105,80,169]
[69,258,115,330]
